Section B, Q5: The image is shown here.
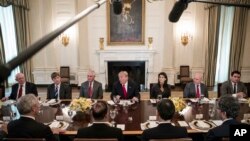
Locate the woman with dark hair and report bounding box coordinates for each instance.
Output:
[150,72,171,99]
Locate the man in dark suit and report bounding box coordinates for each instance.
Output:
[80,69,103,99]
[111,70,140,102]
[220,70,247,98]
[141,99,188,141]
[183,73,208,98]
[47,72,71,99]
[205,95,240,141]
[2,73,38,101]
[7,94,57,141]
[76,101,123,141]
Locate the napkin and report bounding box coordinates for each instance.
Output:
[117,124,125,130]
[211,120,223,126]
[189,98,198,103]
[107,100,115,105]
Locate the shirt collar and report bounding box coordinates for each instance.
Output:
[21,115,35,120]
[92,121,112,126]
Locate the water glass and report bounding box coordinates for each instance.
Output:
[110,109,117,124]
[157,94,162,101]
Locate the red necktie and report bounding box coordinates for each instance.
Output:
[88,82,92,98]
[122,84,127,98]
[18,85,23,98]
[196,85,200,98]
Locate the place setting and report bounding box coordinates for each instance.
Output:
[140,116,159,130]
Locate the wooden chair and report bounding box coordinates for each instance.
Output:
[74,139,118,141]
[179,66,193,88]
[149,138,193,141]
[3,138,46,141]
[217,82,222,98]
[60,66,70,84]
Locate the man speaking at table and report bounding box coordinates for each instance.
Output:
[111,70,140,102]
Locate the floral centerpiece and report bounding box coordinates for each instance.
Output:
[69,97,92,112]
[169,97,186,112]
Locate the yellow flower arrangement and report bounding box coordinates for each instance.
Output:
[69,97,92,112]
[169,97,186,112]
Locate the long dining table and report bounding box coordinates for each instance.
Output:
[30,98,250,136]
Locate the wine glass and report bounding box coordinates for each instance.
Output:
[208,105,215,119]
[157,94,162,102]
[110,109,117,125]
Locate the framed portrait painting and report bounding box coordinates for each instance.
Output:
[107,0,145,45]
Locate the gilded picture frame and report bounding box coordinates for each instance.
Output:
[107,0,145,45]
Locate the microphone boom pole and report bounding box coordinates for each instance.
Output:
[0,0,106,83]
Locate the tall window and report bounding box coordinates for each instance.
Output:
[0,6,20,84]
[215,6,235,83]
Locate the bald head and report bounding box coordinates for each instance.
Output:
[193,73,202,84]
[15,73,25,85]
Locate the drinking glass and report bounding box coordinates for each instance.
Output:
[110,109,117,125]
[208,105,215,119]
[157,94,162,101]
[68,109,73,119]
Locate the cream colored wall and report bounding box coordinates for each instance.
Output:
[28,0,250,86]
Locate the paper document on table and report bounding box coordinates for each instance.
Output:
[178,121,189,127]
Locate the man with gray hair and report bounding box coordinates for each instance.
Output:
[7,94,57,141]
[80,69,103,99]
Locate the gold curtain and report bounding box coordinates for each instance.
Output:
[228,7,248,75]
[11,0,33,82]
[204,6,221,87]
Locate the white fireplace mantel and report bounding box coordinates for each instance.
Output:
[96,49,157,89]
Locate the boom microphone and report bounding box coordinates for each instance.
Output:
[168,0,188,23]
[113,0,123,15]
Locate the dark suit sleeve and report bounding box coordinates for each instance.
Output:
[64,84,72,99]
[110,83,118,100]
[30,83,38,96]
[44,126,58,141]
[205,129,218,141]
[79,84,84,98]
[132,82,140,100]
[183,83,190,98]
[203,84,209,98]
[220,82,229,97]
[9,85,17,100]
[97,83,103,99]
[150,85,156,99]
[47,85,51,99]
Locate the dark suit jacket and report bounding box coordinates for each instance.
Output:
[220,81,247,97]
[150,84,171,99]
[9,82,38,100]
[111,80,140,100]
[205,119,240,141]
[76,123,123,141]
[183,82,208,98]
[141,123,188,141]
[47,83,72,99]
[80,80,103,99]
[7,117,57,141]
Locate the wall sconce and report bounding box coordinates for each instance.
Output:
[59,34,69,46]
[148,37,153,49]
[99,37,104,50]
[181,32,192,46]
